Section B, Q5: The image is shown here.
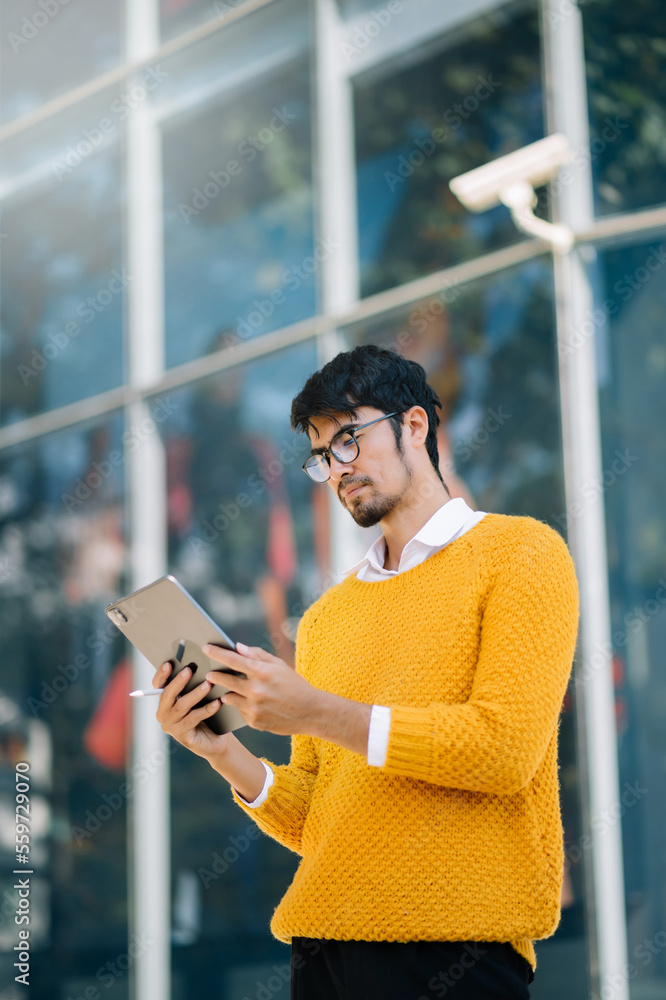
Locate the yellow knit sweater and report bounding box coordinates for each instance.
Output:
[231,513,580,974]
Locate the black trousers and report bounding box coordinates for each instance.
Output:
[290,937,533,1000]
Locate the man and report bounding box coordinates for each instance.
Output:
[156,345,580,999]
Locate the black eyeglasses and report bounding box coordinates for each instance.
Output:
[302,412,401,483]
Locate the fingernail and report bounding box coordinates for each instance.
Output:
[202,644,211,654]
[236,642,249,654]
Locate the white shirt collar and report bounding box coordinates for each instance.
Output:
[343,497,481,578]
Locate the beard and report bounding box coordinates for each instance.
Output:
[346,487,402,527]
[340,460,413,528]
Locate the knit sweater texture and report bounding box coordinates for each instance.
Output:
[230,512,580,973]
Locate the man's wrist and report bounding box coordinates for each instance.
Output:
[305,688,372,757]
[235,760,274,808]
[206,734,268,802]
[205,733,239,775]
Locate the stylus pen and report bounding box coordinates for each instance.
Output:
[129,689,164,697]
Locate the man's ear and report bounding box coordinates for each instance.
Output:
[403,406,430,449]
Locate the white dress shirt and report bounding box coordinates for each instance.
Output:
[236,497,487,806]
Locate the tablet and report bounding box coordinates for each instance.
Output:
[105,574,247,735]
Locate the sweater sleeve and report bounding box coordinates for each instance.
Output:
[230,732,319,854]
[382,521,580,795]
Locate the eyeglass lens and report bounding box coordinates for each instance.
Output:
[304,432,359,482]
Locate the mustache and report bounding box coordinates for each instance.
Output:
[339,478,372,500]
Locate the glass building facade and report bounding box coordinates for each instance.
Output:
[0,1,664,998]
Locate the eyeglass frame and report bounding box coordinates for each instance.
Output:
[301,411,402,483]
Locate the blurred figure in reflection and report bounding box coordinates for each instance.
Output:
[184,334,298,666]
[396,298,477,508]
[62,424,124,604]
[61,423,129,770]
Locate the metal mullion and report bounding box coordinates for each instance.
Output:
[124,4,170,1000]
[0,0,281,148]
[0,243,545,452]
[146,317,325,392]
[4,207,664,453]
[313,0,368,577]
[576,203,666,247]
[542,2,629,997]
[0,386,130,451]
[0,318,323,451]
[340,238,544,326]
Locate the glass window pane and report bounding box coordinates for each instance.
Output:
[354,3,544,296]
[0,413,129,997]
[345,262,562,517]
[149,341,324,998]
[582,0,666,216]
[159,0,313,369]
[0,148,124,425]
[596,236,666,999]
[0,0,121,125]
[337,0,376,15]
[160,0,254,43]
[0,77,128,179]
[343,260,590,998]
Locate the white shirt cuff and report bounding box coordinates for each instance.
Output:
[367,705,391,767]
[234,759,274,807]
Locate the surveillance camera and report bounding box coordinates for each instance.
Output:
[449,134,575,253]
[449,133,572,212]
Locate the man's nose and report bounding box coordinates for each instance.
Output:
[327,453,355,483]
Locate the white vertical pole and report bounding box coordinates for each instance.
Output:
[314,0,359,315]
[543,2,629,996]
[314,0,369,579]
[124,3,170,999]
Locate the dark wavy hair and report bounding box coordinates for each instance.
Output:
[291,344,446,486]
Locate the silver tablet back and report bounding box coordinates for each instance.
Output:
[105,574,246,735]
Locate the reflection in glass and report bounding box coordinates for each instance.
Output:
[582,0,666,216]
[161,2,313,369]
[0,0,121,125]
[346,261,561,519]
[0,150,124,425]
[597,238,666,998]
[353,4,544,296]
[344,259,590,998]
[160,0,254,43]
[0,414,128,997]
[150,341,322,998]
[337,0,387,16]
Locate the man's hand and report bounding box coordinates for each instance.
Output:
[204,642,374,755]
[204,643,323,735]
[153,658,273,802]
[154,660,233,759]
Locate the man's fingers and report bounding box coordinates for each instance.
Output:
[157,677,216,732]
[218,690,251,719]
[173,679,214,717]
[156,666,196,720]
[154,660,172,688]
[171,698,221,734]
[204,642,276,668]
[203,644,247,668]
[238,643,275,662]
[205,669,248,692]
